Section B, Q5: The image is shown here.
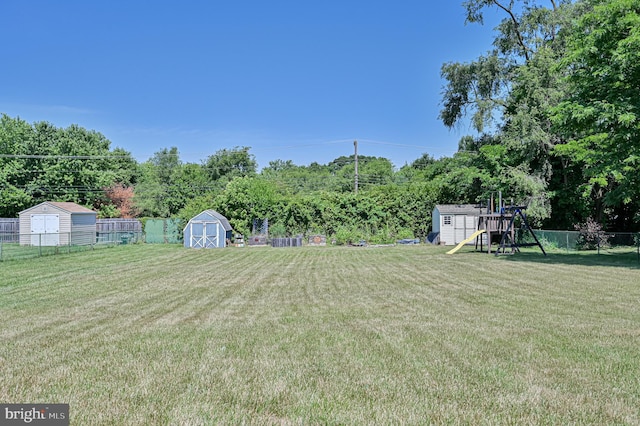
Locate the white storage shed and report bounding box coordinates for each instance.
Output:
[432,204,481,246]
[183,210,233,248]
[19,201,97,246]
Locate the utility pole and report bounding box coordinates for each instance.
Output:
[354,140,358,194]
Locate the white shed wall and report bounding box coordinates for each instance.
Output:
[436,213,479,245]
[440,215,455,246]
[19,203,96,246]
[20,205,71,245]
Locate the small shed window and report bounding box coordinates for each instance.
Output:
[443,215,452,225]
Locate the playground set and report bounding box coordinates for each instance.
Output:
[447,192,546,256]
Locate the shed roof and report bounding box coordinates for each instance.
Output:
[20,201,96,215]
[190,210,233,232]
[434,204,481,215]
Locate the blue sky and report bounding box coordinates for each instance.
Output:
[1,1,503,169]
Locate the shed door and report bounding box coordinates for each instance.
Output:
[31,214,60,246]
[204,222,220,248]
[440,215,453,245]
[454,215,466,244]
[466,215,477,230]
[189,221,220,248]
[189,222,205,248]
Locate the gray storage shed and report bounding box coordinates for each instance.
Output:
[19,201,97,246]
[432,204,481,246]
[183,210,233,248]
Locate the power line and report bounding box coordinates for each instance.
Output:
[0,138,431,163]
[6,173,401,193]
[358,139,429,150]
[0,154,133,159]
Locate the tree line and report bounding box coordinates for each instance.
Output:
[1,0,639,240]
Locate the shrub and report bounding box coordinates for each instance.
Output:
[575,218,610,250]
[269,222,287,238]
[334,227,364,246]
[394,227,415,240]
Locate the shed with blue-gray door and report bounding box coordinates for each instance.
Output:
[183,210,233,248]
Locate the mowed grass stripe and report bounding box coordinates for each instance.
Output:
[1,244,639,424]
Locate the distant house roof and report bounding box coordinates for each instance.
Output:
[20,201,96,215]
[434,204,481,216]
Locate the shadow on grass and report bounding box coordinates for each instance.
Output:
[497,248,640,269]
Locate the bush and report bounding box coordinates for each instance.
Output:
[269,222,287,238]
[394,227,415,240]
[575,218,610,250]
[368,232,394,245]
[333,227,365,246]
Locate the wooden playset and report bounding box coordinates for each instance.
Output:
[447,192,546,256]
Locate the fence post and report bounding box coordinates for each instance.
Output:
[39,233,42,257]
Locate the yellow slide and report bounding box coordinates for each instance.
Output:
[446,230,486,254]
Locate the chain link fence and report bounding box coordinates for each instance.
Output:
[529,230,580,251]
[526,229,640,262]
[0,230,142,262]
[2,226,639,262]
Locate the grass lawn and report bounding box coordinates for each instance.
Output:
[1,244,639,424]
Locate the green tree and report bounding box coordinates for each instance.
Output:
[551,0,640,229]
[357,157,395,189]
[133,147,195,217]
[0,114,138,216]
[210,177,280,236]
[0,115,33,215]
[410,153,436,170]
[132,162,166,217]
[261,160,333,194]
[439,0,580,227]
[204,146,257,185]
[108,147,139,187]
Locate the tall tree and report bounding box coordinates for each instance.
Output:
[133,147,186,217]
[0,114,137,216]
[439,0,579,225]
[0,114,33,215]
[551,0,640,229]
[212,177,280,236]
[204,146,257,184]
[261,160,333,194]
